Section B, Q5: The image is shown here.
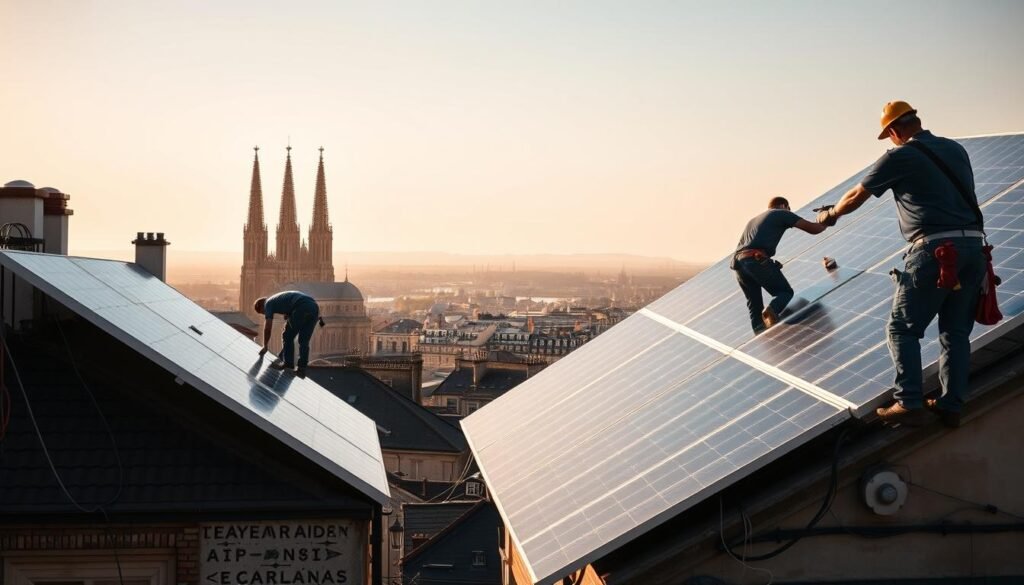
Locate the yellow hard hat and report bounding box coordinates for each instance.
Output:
[878,100,917,140]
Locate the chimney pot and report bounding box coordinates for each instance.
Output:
[133,231,169,281]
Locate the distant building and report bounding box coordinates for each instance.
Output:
[238,146,370,358]
[423,351,546,417]
[419,323,497,370]
[401,501,503,585]
[288,280,371,357]
[371,318,422,355]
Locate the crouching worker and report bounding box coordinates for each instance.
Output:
[255,290,321,377]
[733,196,829,334]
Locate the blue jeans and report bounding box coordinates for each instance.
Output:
[281,299,320,368]
[888,238,985,412]
[734,257,794,334]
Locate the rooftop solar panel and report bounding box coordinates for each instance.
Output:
[463,133,1024,585]
[0,251,390,505]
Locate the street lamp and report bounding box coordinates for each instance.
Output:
[389,517,404,549]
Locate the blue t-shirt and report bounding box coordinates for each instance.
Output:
[735,209,801,258]
[263,291,316,319]
[860,130,980,242]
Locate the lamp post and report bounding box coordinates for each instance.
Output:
[389,517,404,550]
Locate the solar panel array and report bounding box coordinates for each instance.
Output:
[0,252,390,505]
[462,133,1024,585]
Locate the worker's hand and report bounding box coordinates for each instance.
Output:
[258,347,268,357]
[813,204,839,227]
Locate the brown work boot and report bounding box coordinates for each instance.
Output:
[876,402,931,426]
[925,399,961,428]
[762,307,779,329]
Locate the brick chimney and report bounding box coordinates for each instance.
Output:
[132,232,170,281]
[42,188,73,255]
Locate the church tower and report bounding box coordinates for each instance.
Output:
[275,146,302,279]
[239,146,268,316]
[308,147,335,282]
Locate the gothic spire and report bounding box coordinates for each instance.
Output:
[245,146,264,229]
[278,145,299,230]
[311,146,330,231]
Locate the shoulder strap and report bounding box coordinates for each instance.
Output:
[904,140,984,227]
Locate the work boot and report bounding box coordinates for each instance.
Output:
[925,399,961,428]
[269,359,293,370]
[761,307,779,329]
[876,402,931,426]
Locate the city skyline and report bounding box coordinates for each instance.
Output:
[3,1,1024,263]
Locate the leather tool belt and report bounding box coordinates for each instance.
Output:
[734,248,769,262]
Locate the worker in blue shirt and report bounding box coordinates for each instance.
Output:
[816,101,985,427]
[255,291,321,377]
[733,196,829,334]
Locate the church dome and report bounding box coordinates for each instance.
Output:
[288,280,364,301]
[4,180,35,189]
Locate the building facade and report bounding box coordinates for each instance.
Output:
[238,146,370,357]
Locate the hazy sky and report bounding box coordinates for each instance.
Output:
[2,0,1023,263]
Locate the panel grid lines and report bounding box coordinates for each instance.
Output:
[464,133,1024,585]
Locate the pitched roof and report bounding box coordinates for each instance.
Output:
[402,501,503,584]
[375,319,422,334]
[0,329,370,518]
[306,367,467,454]
[426,366,528,399]
[402,501,477,554]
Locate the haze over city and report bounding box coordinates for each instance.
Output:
[3,0,1023,270]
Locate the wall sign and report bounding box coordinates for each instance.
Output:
[200,520,365,585]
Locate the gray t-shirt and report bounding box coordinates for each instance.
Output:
[735,209,801,258]
[264,290,316,319]
[861,130,980,242]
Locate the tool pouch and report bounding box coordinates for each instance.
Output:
[934,240,961,290]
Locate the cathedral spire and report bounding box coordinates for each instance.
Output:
[245,146,264,229]
[278,145,298,230]
[311,146,330,230]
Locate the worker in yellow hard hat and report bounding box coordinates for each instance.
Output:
[814,101,987,428]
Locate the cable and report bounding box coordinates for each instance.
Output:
[0,312,126,585]
[909,480,1024,521]
[719,496,773,584]
[426,456,474,503]
[722,426,850,562]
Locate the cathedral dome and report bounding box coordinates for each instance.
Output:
[3,180,35,189]
[288,280,364,302]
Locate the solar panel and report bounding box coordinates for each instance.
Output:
[462,133,1024,585]
[0,251,390,505]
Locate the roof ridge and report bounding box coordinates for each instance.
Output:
[401,501,486,563]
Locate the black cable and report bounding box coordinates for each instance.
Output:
[722,426,850,562]
[0,308,126,585]
[908,480,1024,521]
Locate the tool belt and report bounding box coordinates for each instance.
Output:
[912,229,984,247]
[734,248,769,262]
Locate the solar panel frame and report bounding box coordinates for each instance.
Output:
[0,251,391,505]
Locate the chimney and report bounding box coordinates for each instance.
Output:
[42,188,73,255]
[0,180,46,243]
[132,232,170,281]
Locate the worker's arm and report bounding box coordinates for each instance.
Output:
[816,183,872,226]
[259,318,273,355]
[794,218,827,235]
[834,183,872,217]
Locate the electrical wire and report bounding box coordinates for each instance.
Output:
[722,426,850,562]
[426,456,474,503]
[0,311,126,585]
[718,496,773,585]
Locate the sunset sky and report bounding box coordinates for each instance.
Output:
[2,0,1023,263]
